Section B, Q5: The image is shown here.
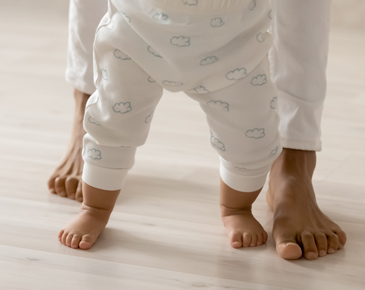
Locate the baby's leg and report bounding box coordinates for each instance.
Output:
[220,180,267,248]
[186,57,281,248]
[58,11,163,249]
[58,183,119,249]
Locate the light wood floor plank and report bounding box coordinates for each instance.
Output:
[0,1,364,289]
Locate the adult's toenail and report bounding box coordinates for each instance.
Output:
[328,248,336,254]
[307,252,317,259]
[319,250,326,256]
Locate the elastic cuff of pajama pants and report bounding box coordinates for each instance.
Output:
[65,74,96,95]
[82,162,129,191]
[220,166,268,193]
[281,138,322,152]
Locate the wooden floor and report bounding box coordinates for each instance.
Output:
[1,1,364,289]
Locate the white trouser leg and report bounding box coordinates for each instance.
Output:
[269,0,331,151]
[82,14,164,190]
[186,57,282,193]
[66,0,108,94]
[81,0,280,192]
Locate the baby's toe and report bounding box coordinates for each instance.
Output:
[66,234,73,247]
[79,234,94,250]
[243,232,252,247]
[230,231,243,248]
[256,233,264,246]
[61,231,69,245]
[250,233,258,247]
[71,235,82,249]
[58,229,64,241]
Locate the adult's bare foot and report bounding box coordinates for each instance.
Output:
[266,148,347,260]
[48,89,90,202]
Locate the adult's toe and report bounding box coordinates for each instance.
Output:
[65,177,78,200]
[301,231,318,260]
[55,177,67,197]
[335,229,347,249]
[75,181,83,203]
[314,233,328,257]
[327,233,340,254]
[274,230,302,260]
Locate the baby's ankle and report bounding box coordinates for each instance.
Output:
[219,178,262,213]
[220,203,253,217]
[79,203,114,220]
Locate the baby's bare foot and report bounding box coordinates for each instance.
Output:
[220,179,267,248]
[48,89,90,202]
[221,205,268,248]
[58,204,111,250]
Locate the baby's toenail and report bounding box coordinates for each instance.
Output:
[328,248,335,254]
[319,250,326,256]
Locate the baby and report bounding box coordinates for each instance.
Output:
[58,0,282,250]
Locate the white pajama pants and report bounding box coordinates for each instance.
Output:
[66,0,331,153]
[82,0,282,192]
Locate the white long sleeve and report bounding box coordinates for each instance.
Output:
[66,0,108,95]
[269,0,332,151]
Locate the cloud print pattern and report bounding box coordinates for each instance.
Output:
[251,74,267,86]
[211,17,224,27]
[153,13,168,22]
[183,0,198,6]
[113,102,132,114]
[200,56,218,66]
[82,0,281,193]
[114,49,131,60]
[245,128,265,139]
[207,100,229,111]
[226,68,247,80]
[170,36,190,47]
[211,136,226,151]
[87,149,102,160]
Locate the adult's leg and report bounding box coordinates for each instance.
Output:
[268,0,347,260]
[48,0,107,201]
